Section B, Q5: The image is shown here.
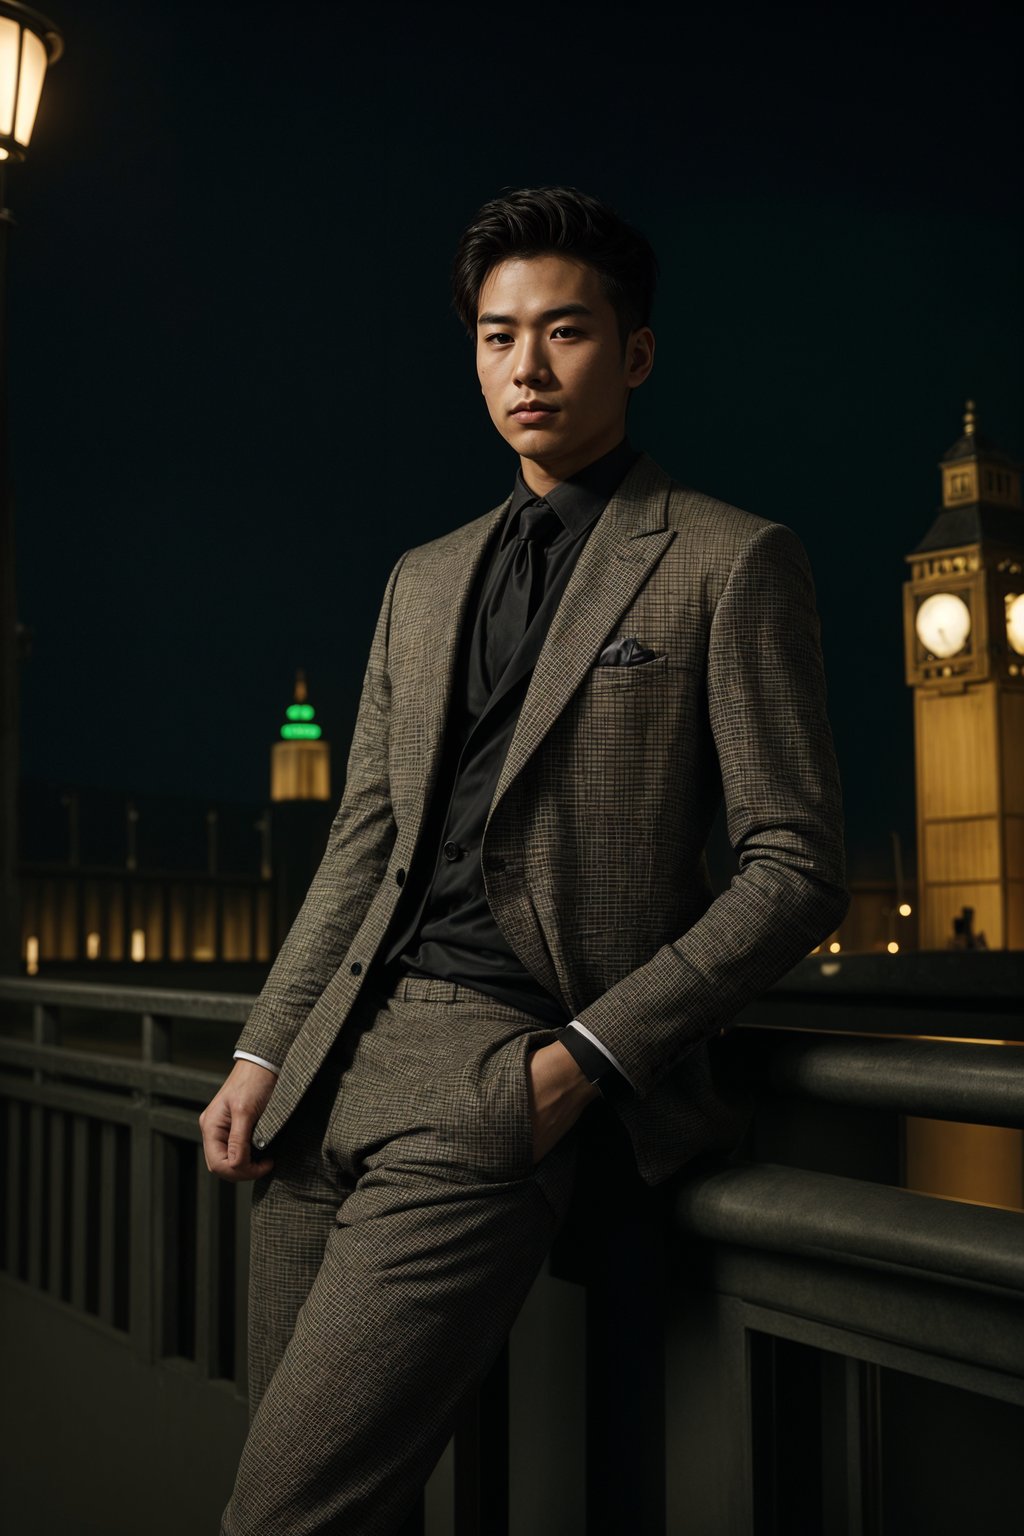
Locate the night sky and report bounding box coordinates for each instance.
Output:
[9,1,1024,883]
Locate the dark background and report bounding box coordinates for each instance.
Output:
[9,0,1024,881]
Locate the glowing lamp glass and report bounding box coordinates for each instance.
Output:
[13,24,45,144]
[0,18,18,133]
[0,9,61,158]
[281,722,322,741]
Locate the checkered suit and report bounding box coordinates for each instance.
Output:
[222,451,849,1533]
[236,451,849,1182]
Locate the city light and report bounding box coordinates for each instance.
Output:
[898,902,912,916]
[829,940,841,953]
[887,940,900,954]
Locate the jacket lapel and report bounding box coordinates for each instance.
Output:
[488,453,676,820]
[394,498,508,837]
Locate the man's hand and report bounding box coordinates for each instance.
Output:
[526,1040,601,1163]
[199,1059,278,1182]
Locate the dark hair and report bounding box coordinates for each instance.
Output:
[451,185,658,347]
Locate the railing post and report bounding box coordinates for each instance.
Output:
[97,1121,118,1327]
[141,1011,172,1064]
[31,1001,57,1086]
[25,1103,45,1288]
[69,1114,90,1312]
[47,1109,66,1301]
[129,1093,155,1364]
[5,1098,21,1275]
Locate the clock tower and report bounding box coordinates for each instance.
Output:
[903,402,1024,950]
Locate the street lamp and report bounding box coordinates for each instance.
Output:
[0,2,62,161]
[0,1,62,974]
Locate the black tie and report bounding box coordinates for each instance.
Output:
[511,499,561,632]
[479,498,561,693]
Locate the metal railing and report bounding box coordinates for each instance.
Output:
[3,960,1024,1535]
[0,977,253,1393]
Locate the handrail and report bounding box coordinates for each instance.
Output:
[675,1162,1024,1297]
[0,1038,221,1099]
[759,1037,1024,1129]
[0,976,252,1023]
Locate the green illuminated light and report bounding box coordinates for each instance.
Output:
[281,723,322,741]
[286,703,316,722]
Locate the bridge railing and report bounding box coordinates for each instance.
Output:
[0,977,253,1394]
[2,957,1023,1535]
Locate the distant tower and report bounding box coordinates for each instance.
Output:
[271,670,331,802]
[902,401,1024,949]
[268,670,333,946]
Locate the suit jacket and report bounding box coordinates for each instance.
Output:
[237,452,850,1184]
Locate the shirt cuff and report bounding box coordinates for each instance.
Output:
[566,1020,638,1091]
[233,1049,281,1074]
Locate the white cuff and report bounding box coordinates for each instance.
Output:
[233,1049,280,1075]
[566,1020,638,1091]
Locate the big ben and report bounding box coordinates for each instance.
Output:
[903,402,1024,951]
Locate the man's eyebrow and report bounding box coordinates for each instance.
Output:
[476,303,596,327]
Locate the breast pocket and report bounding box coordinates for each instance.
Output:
[586,652,671,688]
[564,656,700,817]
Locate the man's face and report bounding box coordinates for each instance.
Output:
[475,253,654,489]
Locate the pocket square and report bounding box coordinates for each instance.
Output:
[595,636,660,666]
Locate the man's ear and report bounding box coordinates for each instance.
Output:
[626,327,655,389]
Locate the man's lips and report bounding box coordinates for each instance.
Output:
[510,402,559,422]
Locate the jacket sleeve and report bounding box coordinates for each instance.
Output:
[573,521,850,1099]
[233,552,407,1068]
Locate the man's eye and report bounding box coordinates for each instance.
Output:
[485,332,513,345]
[552,326,580,338]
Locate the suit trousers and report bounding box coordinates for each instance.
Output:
[220,972,591,1536]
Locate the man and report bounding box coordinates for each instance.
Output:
[202,185,849,1535]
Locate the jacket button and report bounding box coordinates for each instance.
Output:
[442,840,461,862]
[350,961,362,976]
[395,867,406,886]
[483,854,506,873]
[253,1134,265,1150]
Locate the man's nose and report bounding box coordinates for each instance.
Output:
[513,338,552,388]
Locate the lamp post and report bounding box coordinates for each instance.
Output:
[0,2,62,972]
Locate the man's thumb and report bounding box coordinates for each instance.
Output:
[227,1110,252,1164]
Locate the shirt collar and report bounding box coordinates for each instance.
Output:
[503,436,639,546]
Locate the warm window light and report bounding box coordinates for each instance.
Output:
[898,902,912,917]
[25,933,39,973]
[0,5,63,162]
[130,927,146,962]
[828,940,841,953]
[86,931,100,959]
[887,940,900,954]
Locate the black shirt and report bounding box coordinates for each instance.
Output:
[378,437,639,1034]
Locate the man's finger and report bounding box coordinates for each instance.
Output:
[227,1111,256,1166]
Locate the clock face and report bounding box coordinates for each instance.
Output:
[915,591,971,659]
[1008,593,1024,657]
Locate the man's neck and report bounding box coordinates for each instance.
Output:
[518,427,629,499]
